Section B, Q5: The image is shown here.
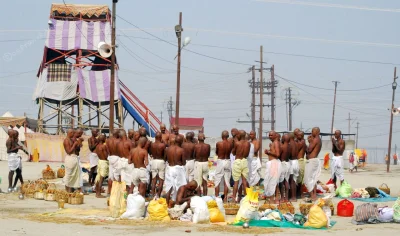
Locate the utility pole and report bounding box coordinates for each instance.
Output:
[331,81,340,134]
[109,0,118,134]
[387,67,397,172]
[346,113,352,134]
[288,87,293,131]
[356,122,359,149]
[271,65,275,130]
[251,66,256,132]
[259,46,263,159]
[160,111,163,123]
[175,12,183,127]
[167,96,174,128]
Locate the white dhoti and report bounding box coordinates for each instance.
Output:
[132,167,148,186]
[150,159,166,180]
[107,155,121,181]
[280,161,291,182]
[146,155,152,183]
[214,159,231,188]
[264,159,282,197]
[64,154,81,188]
[304,158,321,192]
[89,153,99,173]
[331,156,344,181]
[194,161,209,186]
[185,159,195,182]
[289,159,300,184]
[164,165,187,201]
[120,158,134,186]
[247,157,262,187]
[8,153,22,171]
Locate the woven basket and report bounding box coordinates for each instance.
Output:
[278,201,295,214]
[379,183,390,195]
[299,203,313,216]
[43,171,56,180]
[45,193,56,201]
[57,165,65,178]
[34,191,45,200]
[70,197,84,205]
[225,208,239,215]
[259,200,277,211]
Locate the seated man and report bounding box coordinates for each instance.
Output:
[176,180,198,212]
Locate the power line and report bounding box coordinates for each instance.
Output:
[275,74,388,118]
[255,0,400,13]
[116,14,252,66]
[0,70,37,79]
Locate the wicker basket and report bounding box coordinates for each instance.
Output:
[45,193,56,201]
[43,171,56,180]
[277,201,295,214]
[259,200,277,211]
[34,191,45,200]
[379,183,390,195]
[299,203,313,216]
[225,208,239,215]
[69,197,84,205]
[57,165,65,178]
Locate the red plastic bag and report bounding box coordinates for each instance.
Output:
[337,199,354,217]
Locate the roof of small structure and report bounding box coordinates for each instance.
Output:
[51,3,110,18]
[170,117,204,130]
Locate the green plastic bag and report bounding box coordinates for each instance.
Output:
[393,197,400,222]
[335,181,352,198]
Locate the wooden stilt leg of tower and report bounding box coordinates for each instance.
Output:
[57,101,62,135]
[118,100,123,128]
[97,102,101,131]
[38,98,44,133]
[78,96,83,128]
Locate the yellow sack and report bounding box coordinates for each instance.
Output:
[234,188,259,223]
[109,181,127,218]
[304,200,328,229]
[148,198,171,221]
[207,200,225,223]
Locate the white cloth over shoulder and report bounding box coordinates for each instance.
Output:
[164,165,187,201]
[304,158,321,192]
[8,153,22,171]
[264,159,282,197]
[331,156,344,181]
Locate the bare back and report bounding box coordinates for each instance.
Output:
[150,141,166,160]
[117,139,132,158]
[194,143,211,162]
[130,147,148,168]
[107,138,119,156]
[280,142,290,162]
[182,142,195,161]
[233,140,250,159]
[216,140,232,159]
[166,146,184,166]
[95,143,108,160]
[290,139,298,160]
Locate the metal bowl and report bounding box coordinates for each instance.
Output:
[243,222,250,229]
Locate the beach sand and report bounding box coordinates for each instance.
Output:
[1,161,400,235]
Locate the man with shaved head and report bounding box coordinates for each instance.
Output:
[304,127,322,201]
[128,129,135,146]
[88,128,99,187]
[182,132,196,182]
[160,124,170,145]
[214,130,233,202]
[331,129,345,188]
[149,131,167,197]
[194,133,211,196]
[264,131,282,203]
[288,132,299,201]
[130,137,149,197]
[247,130,262,187]
[232,130,250,202]
[169,125,185,146]
[176,180,199,212]
[296,130,307,198]
[279,134,291,202]
[73,128,84,189]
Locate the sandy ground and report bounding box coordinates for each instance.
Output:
[1,161,400,235]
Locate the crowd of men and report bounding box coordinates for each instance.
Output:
[5,123,346,207]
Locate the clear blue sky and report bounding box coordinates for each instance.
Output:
[0,0,399,148]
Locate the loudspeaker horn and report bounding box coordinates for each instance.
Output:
[392,107,400,115]
[97,42,112,58]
